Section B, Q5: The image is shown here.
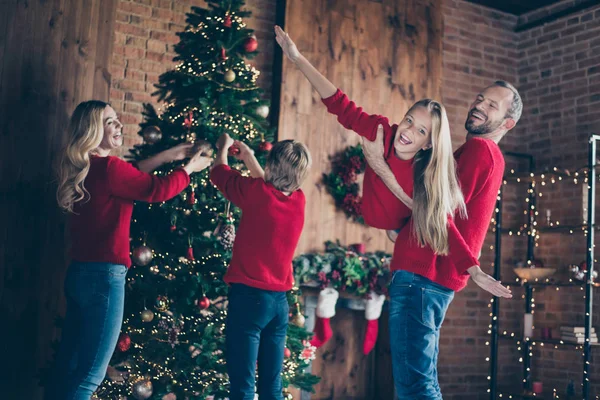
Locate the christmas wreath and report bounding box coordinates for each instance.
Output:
[322,144,366,224]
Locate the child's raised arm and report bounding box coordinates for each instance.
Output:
[275,25,336,99]
[235,140,265,179]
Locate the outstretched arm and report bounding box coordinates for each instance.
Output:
[275,25,337,99]
[137,143,195,173]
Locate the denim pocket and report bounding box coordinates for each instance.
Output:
[421,287,454,330]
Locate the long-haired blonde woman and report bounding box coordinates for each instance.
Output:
[50,101,211,400]
[274,26,508,398]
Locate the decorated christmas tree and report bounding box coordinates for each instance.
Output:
[95,2,319,399]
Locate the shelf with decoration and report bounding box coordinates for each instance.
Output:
[488,138,600,400]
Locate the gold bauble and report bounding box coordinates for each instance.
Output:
[290,312,305,327]
[192,139,214,157]
[141,309,154,322]
[224,69,236,82]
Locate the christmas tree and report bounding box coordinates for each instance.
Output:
[95,2,319,399]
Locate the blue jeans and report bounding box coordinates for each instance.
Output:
[226,283,289,400]
[48,262,127,400]
[388,270,454,400]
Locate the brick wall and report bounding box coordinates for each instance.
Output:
[108,0,278,157]
[515,0,600,395]
[441,0,600,398]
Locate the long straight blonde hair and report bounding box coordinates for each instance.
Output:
[56,101,108,213]
[411,99,466,255]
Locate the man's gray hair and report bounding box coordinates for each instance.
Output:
[493,80,522,123]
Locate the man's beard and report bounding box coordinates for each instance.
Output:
[465,111,503,135]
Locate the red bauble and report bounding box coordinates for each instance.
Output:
[351,243,366,254]
[187,191,195,205]
[228,145,241,156]
[220,47,227,60]
[284,348,291,358]
[243,35,258,52]
[187,246,195,261]
[117,333,131,352]
[223,15,232,28]
[198,296,210,310]
[170,225,177,232]
[258,141,273,152]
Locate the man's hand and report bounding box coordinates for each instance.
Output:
[361,125,386,167]
[362,125,413,209]
[467,266,512,298]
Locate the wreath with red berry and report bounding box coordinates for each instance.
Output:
[322,144,366,224]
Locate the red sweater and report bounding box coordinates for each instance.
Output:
[322,89,479,271]
[322,89,413,231]
[391,138,505,291]
[210,165,305,292]
[70,156,190,267]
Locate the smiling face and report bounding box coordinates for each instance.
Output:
[97,105,123,152]
[465,85,515,136]
[393,105,432,160]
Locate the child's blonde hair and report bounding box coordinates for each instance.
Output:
[264,140,312,192]
[411,99,466,255]
[56,100,108,213]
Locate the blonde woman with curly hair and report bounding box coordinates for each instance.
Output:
[50,101,211,400]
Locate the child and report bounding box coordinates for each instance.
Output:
[210,133,312,400]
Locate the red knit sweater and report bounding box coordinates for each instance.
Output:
[70,156,190,267]
[210,165,305,292]
[391,138,505,291]
[322,89,479,272]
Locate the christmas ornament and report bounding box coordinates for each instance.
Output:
[170,224,177,232]
[290,303,306,327]
[258,141,273,152]
[142,126,162,144]
[155,295,170,312]
[255,104,269,118]
[284,347,291,358]
[198,296,210,310]
[224,69,236,82]
[162,393,177,400]
[141,309,154,323]
[299,341,317,363]
[220,47,227,60]
[244,35,258,52]
[187,246,194,261]
[570,261,598,282]
[117,333,131,352]
[132,379,153,400]
[223,15,232,28]
[168,327,180,347]
[218,223,236,250]
[184,111,194,130]
[187,190,195,205]
[228,145,240,156]
[192,139,213,156]
[310,288,338,347]
[132,246,153,266]
[350,243,366,254]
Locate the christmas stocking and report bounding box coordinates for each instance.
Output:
[310,288,339,348]
[363,291,386,355]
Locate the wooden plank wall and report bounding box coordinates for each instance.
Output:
[279,0,443,398]
[0,1,118,399]
[279,0,443,257]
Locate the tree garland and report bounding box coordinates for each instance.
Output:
[293,241,392,297]
[322,144,367,224]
